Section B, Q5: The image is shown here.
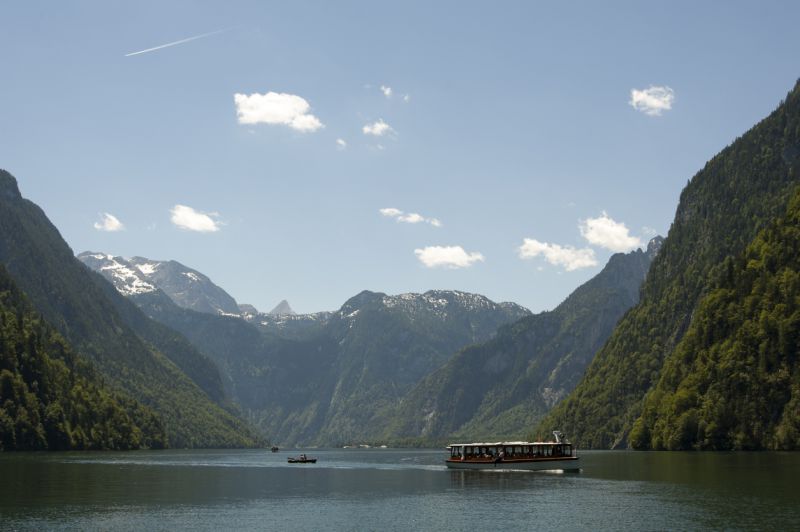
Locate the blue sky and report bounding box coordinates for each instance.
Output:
[2,1,799,313]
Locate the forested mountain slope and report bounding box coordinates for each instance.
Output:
[538,80,800,448]
[0,170,261,448]
[0,265,166,450]
[631,189,800,450]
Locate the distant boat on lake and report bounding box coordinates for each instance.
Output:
[445,431,579,471]
[288,454,317,464]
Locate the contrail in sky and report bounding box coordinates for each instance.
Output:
[124,28,230,57]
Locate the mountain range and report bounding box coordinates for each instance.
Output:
[78,256,536,445]
[80,239,662,447]
[5,79,800,451]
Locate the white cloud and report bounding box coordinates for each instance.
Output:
[336,138,347,150]
[93,212,124,232]
[380,207,441,227]
[170,204,221,232]
[518,239,597,271]
[363,119,393,136]
[403,94,410,103]
[234,92,324,132]
[414,245,484,269]
[629,86,675,116]
[379,207,403,217]
[380,85,393,98]
[399,213,424,224]
[579,212,641,252]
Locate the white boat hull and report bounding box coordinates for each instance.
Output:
[446,457,580,471]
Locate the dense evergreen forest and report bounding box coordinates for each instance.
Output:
[538,80,800,448]
[0,266,166,450]
[630,189,800,450]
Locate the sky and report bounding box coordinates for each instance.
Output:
[1,1,799,314]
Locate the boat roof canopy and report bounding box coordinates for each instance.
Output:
[446,441,569,448]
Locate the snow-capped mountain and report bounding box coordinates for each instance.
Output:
[339,289,528,322]
[78,252,240,315]
[244,289,530,340]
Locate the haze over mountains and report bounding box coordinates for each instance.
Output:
[80,250,537,445]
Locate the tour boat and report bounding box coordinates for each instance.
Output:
[445,431,579,471]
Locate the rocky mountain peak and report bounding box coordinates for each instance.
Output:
[0,169,22,201]
[646,235,665,258]
[268,300,295,315]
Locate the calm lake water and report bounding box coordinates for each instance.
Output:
[1,449,799,531]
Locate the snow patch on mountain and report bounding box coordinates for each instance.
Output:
[78,252,156,295]
[135,262,159,276]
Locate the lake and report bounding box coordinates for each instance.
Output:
[1,449,798,530]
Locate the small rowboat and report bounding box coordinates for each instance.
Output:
[287,454,316,464]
